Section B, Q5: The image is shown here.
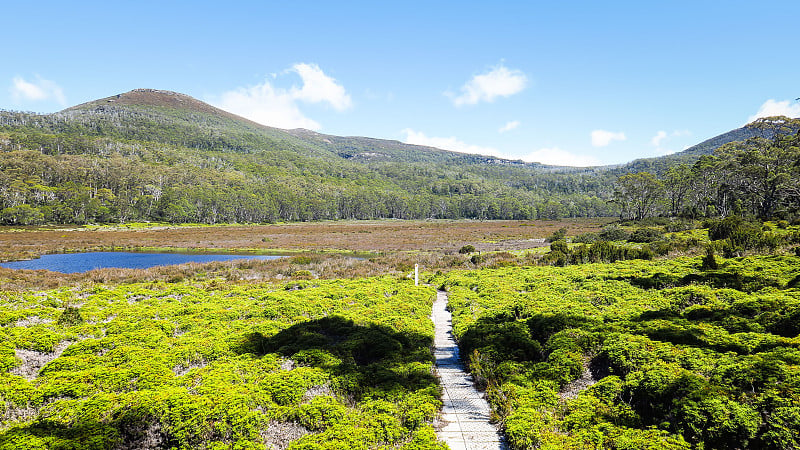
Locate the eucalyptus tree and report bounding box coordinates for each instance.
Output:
[612,171,665,220]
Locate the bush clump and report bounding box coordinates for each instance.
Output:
[599,224,629,241]
[57,306,84,327]
[459,245,476,254]
[628,227,664,243]
[545,228,567,243]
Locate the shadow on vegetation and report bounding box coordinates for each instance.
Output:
[458,312,543,363]
[0,420,122,450]
[632,301,800,353]
[618,270,783,293]
[235,316,437,399]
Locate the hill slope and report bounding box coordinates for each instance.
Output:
[0,89,615,224]
[619,117,800,174]
[0,89,796,225]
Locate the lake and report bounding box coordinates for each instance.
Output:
[0,251,284,274]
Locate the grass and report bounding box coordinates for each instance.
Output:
[0,219,614,291]
[0,218,612,261]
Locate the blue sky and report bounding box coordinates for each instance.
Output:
[4,1,799,166]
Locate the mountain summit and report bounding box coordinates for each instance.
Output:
[64,88,269,128]
[0,87,798,225]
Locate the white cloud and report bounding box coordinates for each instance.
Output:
[651,129,691,155]
[498,120,520,133]
[450,64,527,106]
[213,63,351,130]
[10,76,66,105]
[651,130,668,147]
[590,129,626,147]
[402,128,501,157]
[524,147,601,167]
[290,63,352,111]
[747,99,800,123]
[215,82,321,130]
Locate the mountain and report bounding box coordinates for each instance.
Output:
[0,89,614,225]
[0,89,796,225]
[66,88,257,122]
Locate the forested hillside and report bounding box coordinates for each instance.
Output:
[0,90,614,225]
[613,118,800,221]
[1,89,797,226]
[617,117,800,176]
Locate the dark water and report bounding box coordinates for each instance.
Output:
[0,252,283,274]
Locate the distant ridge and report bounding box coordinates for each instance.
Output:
[621,116,800,174]
[1,87,798,224]
[62,88,569,169]
[679,117,800,158]
[59,88,800,171]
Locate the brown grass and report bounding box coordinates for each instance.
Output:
[0,219,614,291]
[0,218,612,260]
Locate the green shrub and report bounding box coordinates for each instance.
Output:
[665,219,696,232]
[628,227,664,243]
[701,246,718,270]
[292,270,314,279]
[572,232,599,244]
[599,224,629,241]
[57,307,84,327]
[458,245,475,254]
[546,228,567,243]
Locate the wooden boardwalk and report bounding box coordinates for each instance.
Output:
[432,290,507,450]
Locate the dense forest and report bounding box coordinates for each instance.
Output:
[0,90,615,225]
[3,89,794,226]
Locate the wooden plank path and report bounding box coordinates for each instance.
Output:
[432,290,507,450]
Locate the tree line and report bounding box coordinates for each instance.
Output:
[613,117,800,221]
[3,104,796,227]
[0,108,618,225]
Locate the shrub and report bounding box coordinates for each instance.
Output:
[628,227,664,243]
[546,228,567,243]
[701,246,718,270]
[707,216,760,243]
[57,306,84,326]
[572,232,599,244]
[292,270,314,279]
[665,219,696,232]
[638,217,672,227]
[458,245,476,254]
[599,225,629,241]
[549,240,569,254]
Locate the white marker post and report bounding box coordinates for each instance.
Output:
[414,264,419,286]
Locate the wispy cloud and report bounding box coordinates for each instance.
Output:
[651,130,668,147]
[590,129,626,147]
[449,64,527,106]
[650,129,691,155]
[402,128,501,157]
[10,75,66,105]
[498,120,520,133]
[212,63,351,130]
[524,147,601,167]
[747,99,800,123]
